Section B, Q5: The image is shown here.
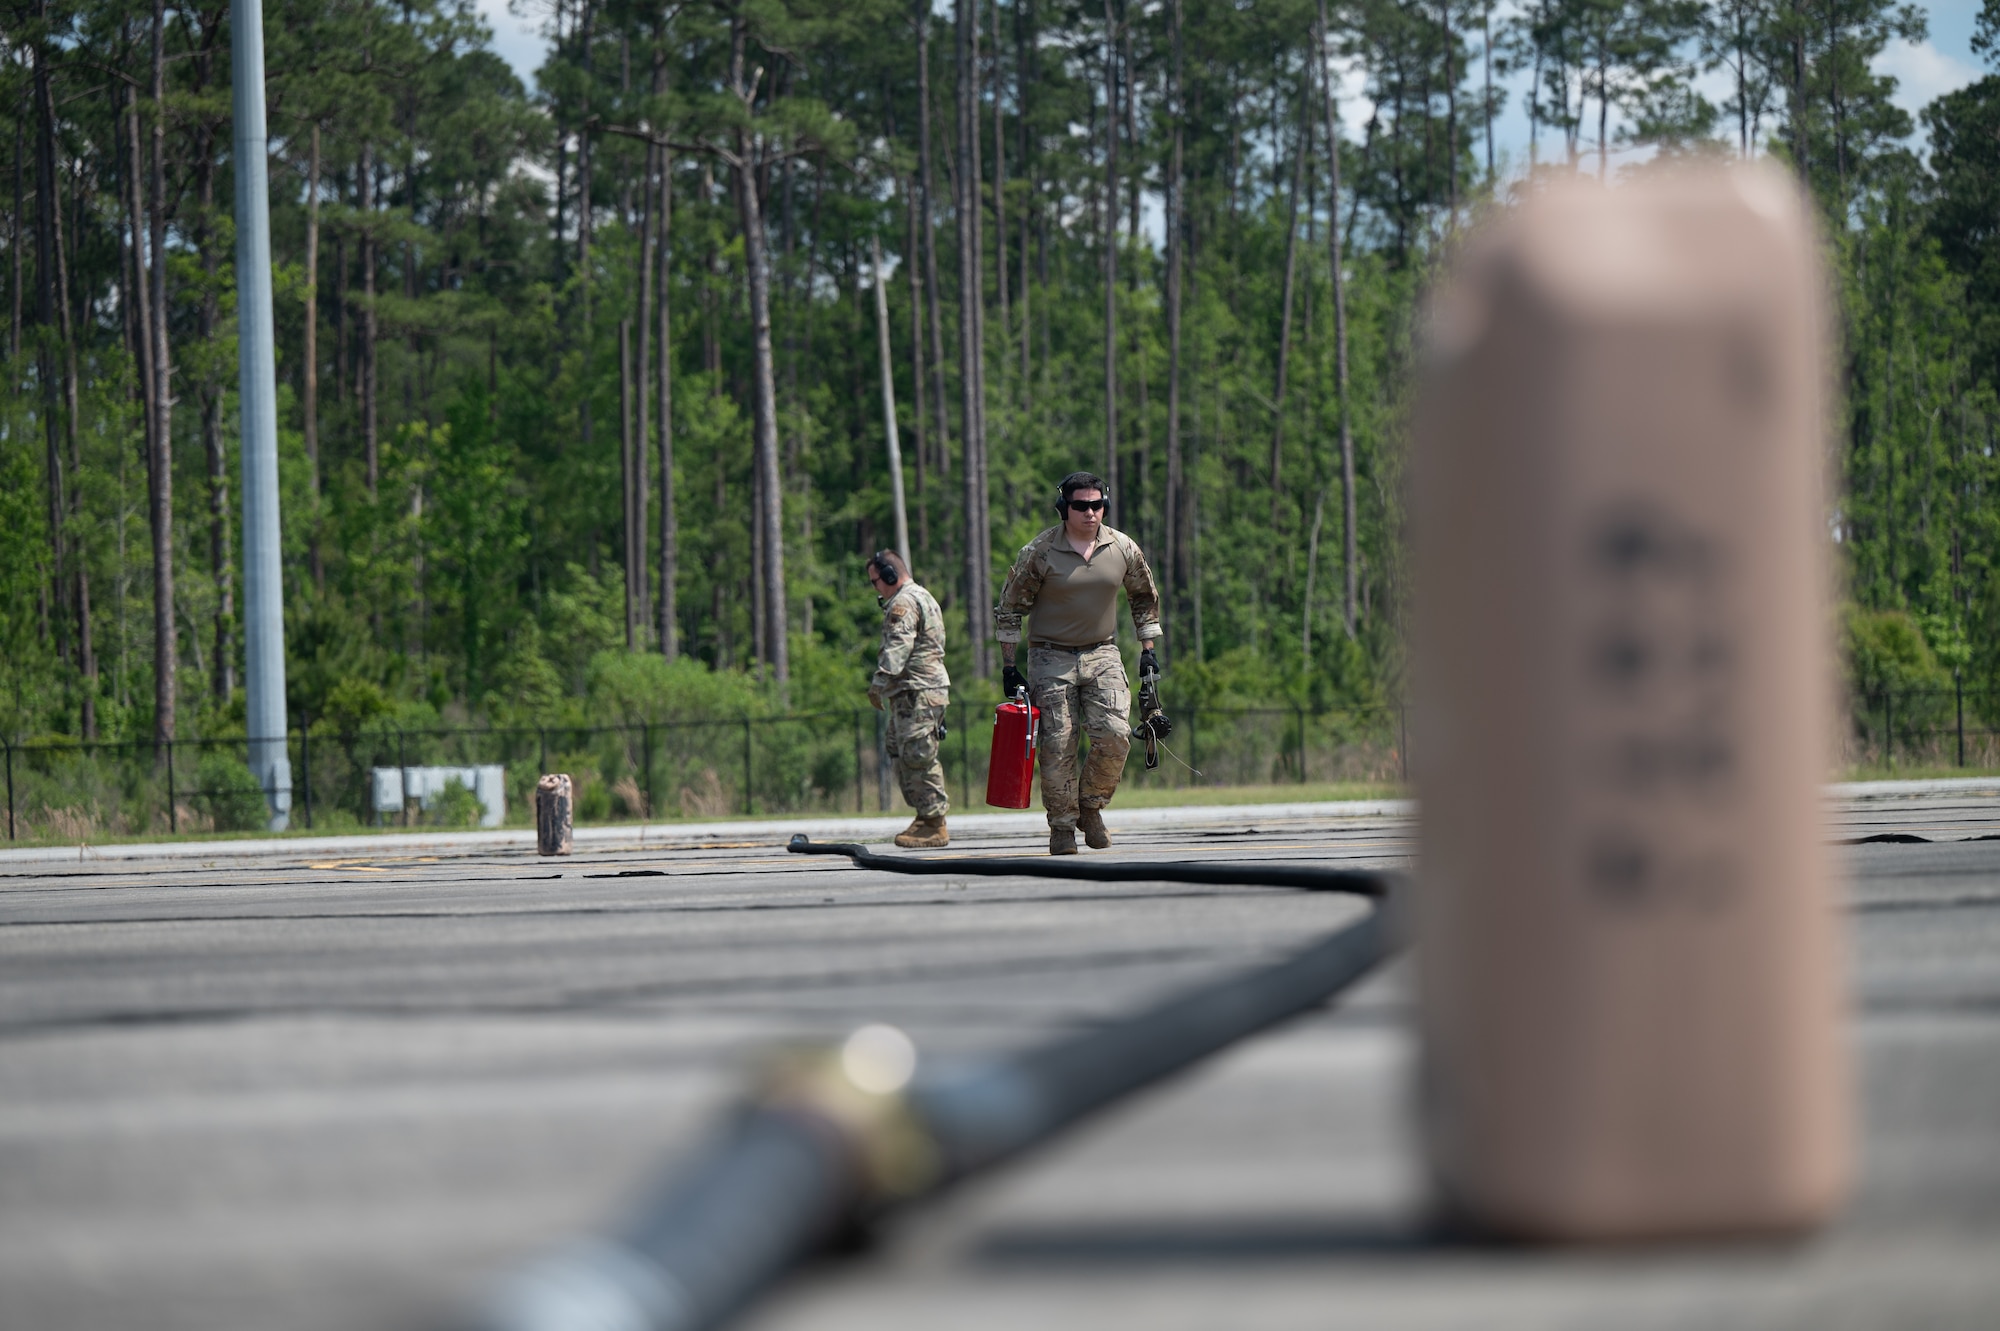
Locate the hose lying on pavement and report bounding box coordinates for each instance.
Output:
[475,838,1406,1331]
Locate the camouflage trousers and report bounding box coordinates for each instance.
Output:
[1028,643,1131,831]
[885,689,951,819]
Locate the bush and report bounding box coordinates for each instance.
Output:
[1843,604,1951,699]
[194,753,270,832]
[429,777,483,827]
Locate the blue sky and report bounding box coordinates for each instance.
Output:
[473,0,1987,173]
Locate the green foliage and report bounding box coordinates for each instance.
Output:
[3,0,1998,788]
[1842,604,1951,700]
[193,753,270,833]
[427,777,484,829]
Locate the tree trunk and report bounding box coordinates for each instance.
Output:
[10,116,21,363]
[32,31,70,685]
[992,0,1008,370]
[304,123,323,589]
[1100,0,1119,503]
[1271,85,1306,525]
[873,236,912,566]
[1017,0,1032,385]
[302,124,318,481]
[620,317,637,648]
[639,135,656,648]
[197,135,233,702]
[150,0,176,745]
[732,18,788,687]
[658,141,677,658]
[917,3,953,497]
[1165,0,1185,643]
[903,177,929,559]
[1316,0,1357,637]
[360,139,378,494]
[956,0,990,676]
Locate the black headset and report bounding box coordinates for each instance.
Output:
[867,551,901,588]
[1054,471,1110,519]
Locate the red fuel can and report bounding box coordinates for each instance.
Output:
[985,692,1040,809]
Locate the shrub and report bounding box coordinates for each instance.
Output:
[429,777,484,827]
[194,753,270,832]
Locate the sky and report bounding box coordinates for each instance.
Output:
[471,0,1988,179]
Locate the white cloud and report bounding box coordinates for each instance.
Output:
[1874,37,1981,122]
[474,0,552,88]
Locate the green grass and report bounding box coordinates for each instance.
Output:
[1840,765,2000,783]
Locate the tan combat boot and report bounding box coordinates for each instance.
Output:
[1049,826,1078,856]
[894,815,949,849]
[1078,807,1111,849]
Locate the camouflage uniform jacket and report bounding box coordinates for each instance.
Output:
[994,524,1164,647]
[872,582,951,699]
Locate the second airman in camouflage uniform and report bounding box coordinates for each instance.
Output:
[995,472,1164,855]
[867,550,952,848]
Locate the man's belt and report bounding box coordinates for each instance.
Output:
[1028,639,1115,652]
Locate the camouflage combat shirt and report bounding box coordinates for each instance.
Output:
[873,582,951,697]
[994,524,1164,648]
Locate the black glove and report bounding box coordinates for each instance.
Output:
[1003,664,1029,700]
[1139,647,1160,685]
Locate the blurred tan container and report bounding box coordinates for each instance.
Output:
[536,774,573,856]
[1412,165,1849,1240]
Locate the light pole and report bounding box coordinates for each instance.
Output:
[233,0,291,829]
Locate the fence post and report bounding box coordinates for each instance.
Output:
[1399,703,1409,784]
[743,718,753,816]
[1956,674,1966,769]
[643,722,655,822]
[166,738,178,833]
[1885,691,1895,772]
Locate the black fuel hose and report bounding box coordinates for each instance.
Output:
[784,833,1395,897]
[475,841,1404,1331]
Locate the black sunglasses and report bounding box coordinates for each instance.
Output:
[1067,498,1107,512]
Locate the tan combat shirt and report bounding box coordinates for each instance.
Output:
[872,582,951,697]
[994,524,1164,648]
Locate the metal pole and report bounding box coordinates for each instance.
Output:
[1957,674,1965,768]
[871,235,911,567]
[643,722,654,822]
[743,718,753,816]
[301,722,312,829]
[4,739,12,840]
[1399,702,1408,783]
[232,0,291,831]
[1885,691,1894,772]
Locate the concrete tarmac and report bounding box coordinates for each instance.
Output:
[1,794,1995,1330]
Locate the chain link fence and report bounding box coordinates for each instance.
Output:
[0,699,1413,842]
[7,686,1991,843]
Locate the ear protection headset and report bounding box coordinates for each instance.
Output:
[1054,471,1110,519]
[868,551,901,588]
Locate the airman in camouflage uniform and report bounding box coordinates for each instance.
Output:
[995,472,1164,855]
[867,550,952,848]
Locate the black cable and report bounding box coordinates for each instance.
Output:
[476,842,1404,1331]
[785,834,1394,897]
